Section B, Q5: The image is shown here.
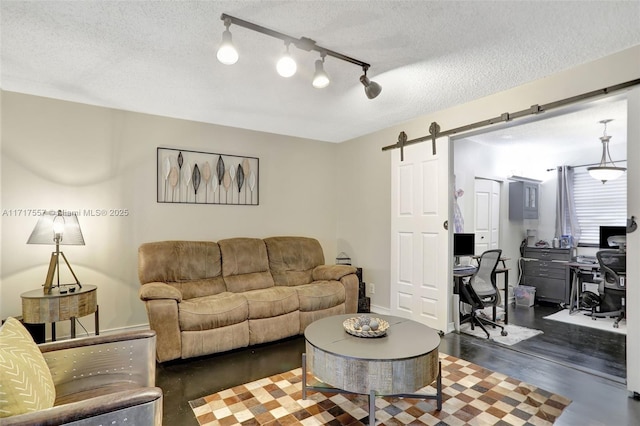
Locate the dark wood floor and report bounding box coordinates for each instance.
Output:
[156,303,638,425]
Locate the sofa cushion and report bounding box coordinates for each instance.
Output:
[295,280,346,312]
[138,241,226,298]
[0,317,56,417]
[219,238,275,292]
[243,287,299,319]
[169,278,227,300]
[264,236,325,286]
[138,240,223,282]
[178,292,248,331]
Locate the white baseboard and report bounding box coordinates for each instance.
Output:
[369,304,390,315]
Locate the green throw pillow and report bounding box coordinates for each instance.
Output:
[0,317,55,417]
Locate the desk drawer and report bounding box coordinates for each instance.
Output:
[524,261,567,279]
[523,248,571,261]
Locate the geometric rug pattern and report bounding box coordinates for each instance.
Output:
[190,353,571,425]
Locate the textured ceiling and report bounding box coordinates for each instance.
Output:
[1,1,639,142]
[460,95,628,152]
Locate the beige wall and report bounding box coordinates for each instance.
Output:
[1,92,341,335]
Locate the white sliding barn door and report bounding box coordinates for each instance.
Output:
[391,139,450,332]
[474,179,501,254]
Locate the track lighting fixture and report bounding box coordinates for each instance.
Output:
[276,43,297,78]
[360,67,382,99]
[587,119,626,184]
[216,18,238,65]
[312,55,330,88]
[217,13,381,98]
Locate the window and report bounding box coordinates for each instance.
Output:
[573,162,627,246]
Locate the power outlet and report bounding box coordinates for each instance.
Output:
[367,282,375,295]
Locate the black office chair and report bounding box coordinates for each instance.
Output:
[459,249,507,338]
[591,250,626,328]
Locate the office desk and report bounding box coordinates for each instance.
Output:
[566,262,600,313]
[453,267,510,331]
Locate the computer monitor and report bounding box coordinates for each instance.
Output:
[453,233,475,265]
[599,226,626,249]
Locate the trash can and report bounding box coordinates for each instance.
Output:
[514,285,536,307]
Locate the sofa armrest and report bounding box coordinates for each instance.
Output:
[312,265,357,281]
[0,387,163,426]
[339,273,359,314]
[41,331,157,394]
[141,298,182,363]
[139,282,182,302]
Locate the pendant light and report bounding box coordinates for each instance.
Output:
[587,119,626,184]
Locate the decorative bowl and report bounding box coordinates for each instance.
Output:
[343,316,389,338]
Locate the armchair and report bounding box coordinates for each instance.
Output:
[591,250,626,328]
[459,249,507,338]
[0,320,162,426]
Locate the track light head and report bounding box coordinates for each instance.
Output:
[312,57,330,88]
[217,20,238,65]
[360,69,382,99]
[276,43,297,78]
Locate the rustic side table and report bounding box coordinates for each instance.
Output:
[20,284,99,341]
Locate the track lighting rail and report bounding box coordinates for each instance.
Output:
[220,13,371,70]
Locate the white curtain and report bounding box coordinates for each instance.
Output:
[555,166,581,243]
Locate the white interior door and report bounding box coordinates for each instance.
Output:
[474,179,500,253]
[390,138,450,332]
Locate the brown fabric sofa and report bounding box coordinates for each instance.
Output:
[138,236,358,362]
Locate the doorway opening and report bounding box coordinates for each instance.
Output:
[451,93,629,380]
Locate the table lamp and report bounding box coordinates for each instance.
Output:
[27,209,85,294]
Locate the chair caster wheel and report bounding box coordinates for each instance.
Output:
[501,330,508,336]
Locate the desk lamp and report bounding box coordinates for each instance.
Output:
[27,209,84,294]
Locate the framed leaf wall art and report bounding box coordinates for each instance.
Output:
[157,147,259,205]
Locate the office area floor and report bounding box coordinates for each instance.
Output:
[156,305,634,425]
[506,301,626,380]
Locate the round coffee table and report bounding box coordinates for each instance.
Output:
[303,314,441,425]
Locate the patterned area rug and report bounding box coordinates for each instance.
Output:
[189,353,571,425]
